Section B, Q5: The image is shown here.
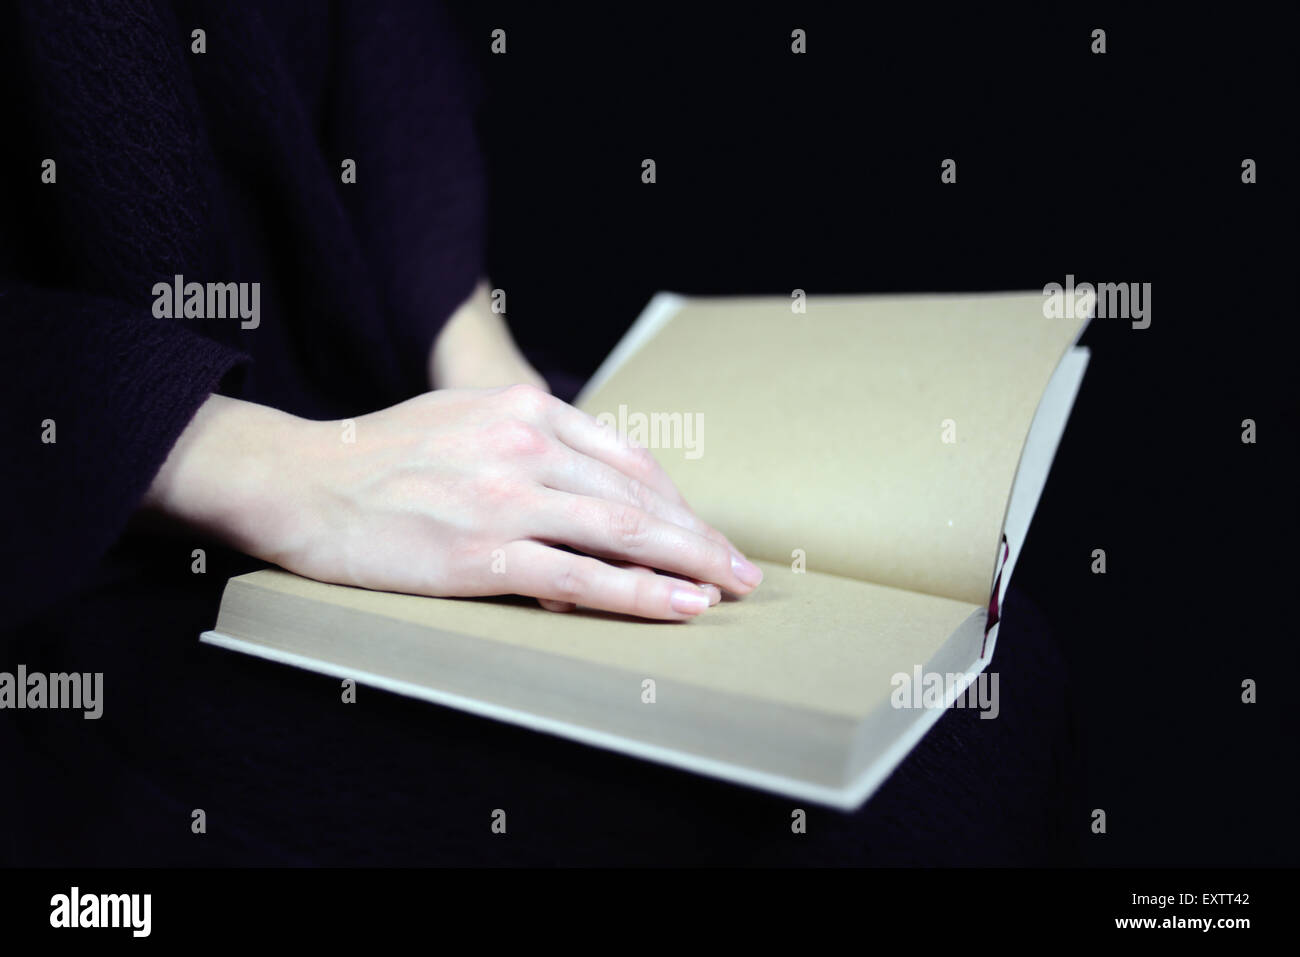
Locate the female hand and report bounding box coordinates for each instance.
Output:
[146,386,763,620]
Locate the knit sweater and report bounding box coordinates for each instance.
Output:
[0,0,485,626]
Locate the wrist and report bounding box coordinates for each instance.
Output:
[143,394,307,560]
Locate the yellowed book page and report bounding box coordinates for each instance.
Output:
[221,563,979,721]
[577,293,1086,606]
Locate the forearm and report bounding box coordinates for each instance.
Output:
[428,280,548,392]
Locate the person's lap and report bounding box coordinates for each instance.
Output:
[3,539,1080,866]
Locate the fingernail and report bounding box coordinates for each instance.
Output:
[691,582,721,606]
[731,552,763,588]
[670,587,710,615]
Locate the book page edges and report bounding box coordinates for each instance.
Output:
[982,348,1086,660]
[210,561,977,720]
[201,590,986,810]
[981,313,1092,659]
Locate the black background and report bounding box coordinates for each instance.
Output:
[447,3,1298,865]
[1,3,1293,877]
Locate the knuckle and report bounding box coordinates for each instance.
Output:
[552,564,589,604]
[626,444,659,478]
[608,505,649,549]
[501,382,549,418]
[487,418,550,457]
[624,476,649,509]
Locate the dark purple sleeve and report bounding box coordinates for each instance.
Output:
[327,1,488,386]
[0,282,248,626]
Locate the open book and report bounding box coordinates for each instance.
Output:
[201,291,1091,808]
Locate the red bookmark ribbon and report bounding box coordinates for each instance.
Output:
[981,534,1010,657]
